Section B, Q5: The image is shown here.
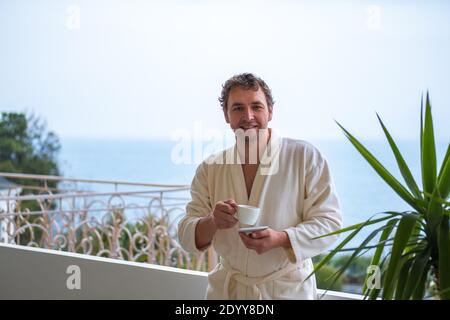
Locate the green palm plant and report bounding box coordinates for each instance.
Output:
[311,92,450,300]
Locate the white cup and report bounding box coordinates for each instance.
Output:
[236,205,260,226]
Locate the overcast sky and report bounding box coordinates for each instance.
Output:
[1,0,449,141]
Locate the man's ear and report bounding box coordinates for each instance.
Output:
[268,106,273,121]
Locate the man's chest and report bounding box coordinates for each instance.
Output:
[241,164,259,198]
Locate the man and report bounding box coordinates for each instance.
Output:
[178,73,342,299]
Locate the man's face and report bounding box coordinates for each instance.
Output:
[224,87,273,135]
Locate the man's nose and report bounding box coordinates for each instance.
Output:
[243,108,254,121]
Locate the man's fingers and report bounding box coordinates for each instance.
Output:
[249,230,270,239]
[240,232,257,244]
[224,199,238,208]
[217,221,237,229]
[239,233,261,252]
[239,232,269,252]
[239,233,253,247]
[214,210,238,229]
[217,203,236,215]
[224,199,237,205]
[216,211,238,223]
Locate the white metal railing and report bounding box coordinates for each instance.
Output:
[0,172,216,272]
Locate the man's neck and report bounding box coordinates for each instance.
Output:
[236,128,271,165]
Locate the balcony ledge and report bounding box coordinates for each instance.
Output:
[0,243,362,300]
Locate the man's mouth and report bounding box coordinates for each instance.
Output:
[240,125,258,130]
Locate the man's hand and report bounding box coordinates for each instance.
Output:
[239,228,291,254]
[211,199,239,229]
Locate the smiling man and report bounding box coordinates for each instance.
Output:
[178,73,343,299]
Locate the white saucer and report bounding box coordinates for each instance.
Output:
[238,226,269,234]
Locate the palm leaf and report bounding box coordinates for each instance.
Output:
[336,121,423,213]
[437,286,450,299]
[404,220,424,255]
[319,222,395,297]
[363,218,399,293]
[401,248,431,299]
[367,254,390,300]
[411,263,430,299]
[394,257,414,299]
[382,213,419,299]
[437,143,450,200]
[311,213,395,240]
[423,191,450,207]
[309,213,402,283]
[376,113,422,199]
[438,215,450,299]
[336,239,395,252]
[307,228,361,283]
[308,213,396,284]
[427,189,444,237]
[421,92,437,196]
[320,248,371,294]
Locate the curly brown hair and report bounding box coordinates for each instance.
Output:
[218,73,275,111]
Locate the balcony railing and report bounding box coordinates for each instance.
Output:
[0,172,217,272]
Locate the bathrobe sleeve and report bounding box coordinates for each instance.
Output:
[177,162,214,253]
[283,152,343,263]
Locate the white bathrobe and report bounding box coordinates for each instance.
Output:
[177,130,342,300]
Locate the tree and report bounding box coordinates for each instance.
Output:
[0,111,62,245]
[0,112,61,178]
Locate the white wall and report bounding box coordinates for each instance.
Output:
[0,243,208,299]
[0,243,361,300]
